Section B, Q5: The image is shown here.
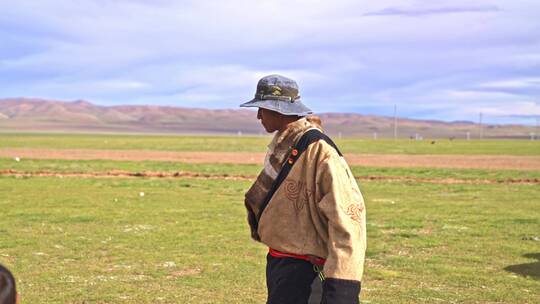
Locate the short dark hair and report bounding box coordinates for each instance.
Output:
[0,264,16,304]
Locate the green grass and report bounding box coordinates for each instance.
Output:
[364,182,540,303]
[1,176,539,303]
[3,157,540,181]
[1,133,539,155]
[0,177,266,303]
[351,166,540,181]
[1,134,539,302]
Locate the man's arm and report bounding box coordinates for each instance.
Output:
[244,168,272,241]
[316,147,367,304]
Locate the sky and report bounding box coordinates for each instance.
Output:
[1,0,539,125]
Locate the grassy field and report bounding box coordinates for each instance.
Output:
[1,134,539,303]
[1,133,540,155]
[0,175,539,303]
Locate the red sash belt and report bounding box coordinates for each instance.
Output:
[269,248,326,266]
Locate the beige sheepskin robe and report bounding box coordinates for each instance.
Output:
[244,117,367,281]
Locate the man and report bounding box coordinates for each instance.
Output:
[240,75,367,304]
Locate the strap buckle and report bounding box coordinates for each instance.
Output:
[313,264,326,282]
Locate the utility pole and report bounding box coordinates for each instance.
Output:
[393,104,398,140]
[536,117,540,140]
[479,112,483,140]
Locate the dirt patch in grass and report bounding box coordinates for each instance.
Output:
[0,169,252,180]
[0,148,265,164]
[2,148,540,170]
[166,268,202,279]
[359,175,540,185]
[1,169,539,185]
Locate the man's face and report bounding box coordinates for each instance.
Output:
[257,108,282,133]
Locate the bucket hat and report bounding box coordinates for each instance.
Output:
[240,74,313,116]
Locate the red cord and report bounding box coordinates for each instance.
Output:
[269,248,326,266]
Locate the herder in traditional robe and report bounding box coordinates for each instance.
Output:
[240,75,367,304]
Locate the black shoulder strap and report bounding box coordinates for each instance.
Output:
[256,129,342,224]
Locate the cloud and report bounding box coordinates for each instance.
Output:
[364,5,500,17]
[477,78,540,89]
[506,114,540,119]
[0,0,539,125]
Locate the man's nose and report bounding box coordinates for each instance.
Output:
[257,108,262,119]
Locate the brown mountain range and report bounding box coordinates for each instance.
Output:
[0,98,535,139]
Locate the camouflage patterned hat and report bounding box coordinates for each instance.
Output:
[240,74,313,116]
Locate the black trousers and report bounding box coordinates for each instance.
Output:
[266,254,361,304]
[266,253,319,304]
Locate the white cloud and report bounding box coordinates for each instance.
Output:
[478,78,540,89]
[363,5,500,17]
[0,0,539,124]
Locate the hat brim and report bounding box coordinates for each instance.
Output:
[239,98,313,116]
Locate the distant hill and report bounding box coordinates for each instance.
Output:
[0,98,535,139]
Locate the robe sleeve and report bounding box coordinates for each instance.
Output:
[316,145,367,303]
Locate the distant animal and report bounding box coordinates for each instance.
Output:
[431,141,436,144]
